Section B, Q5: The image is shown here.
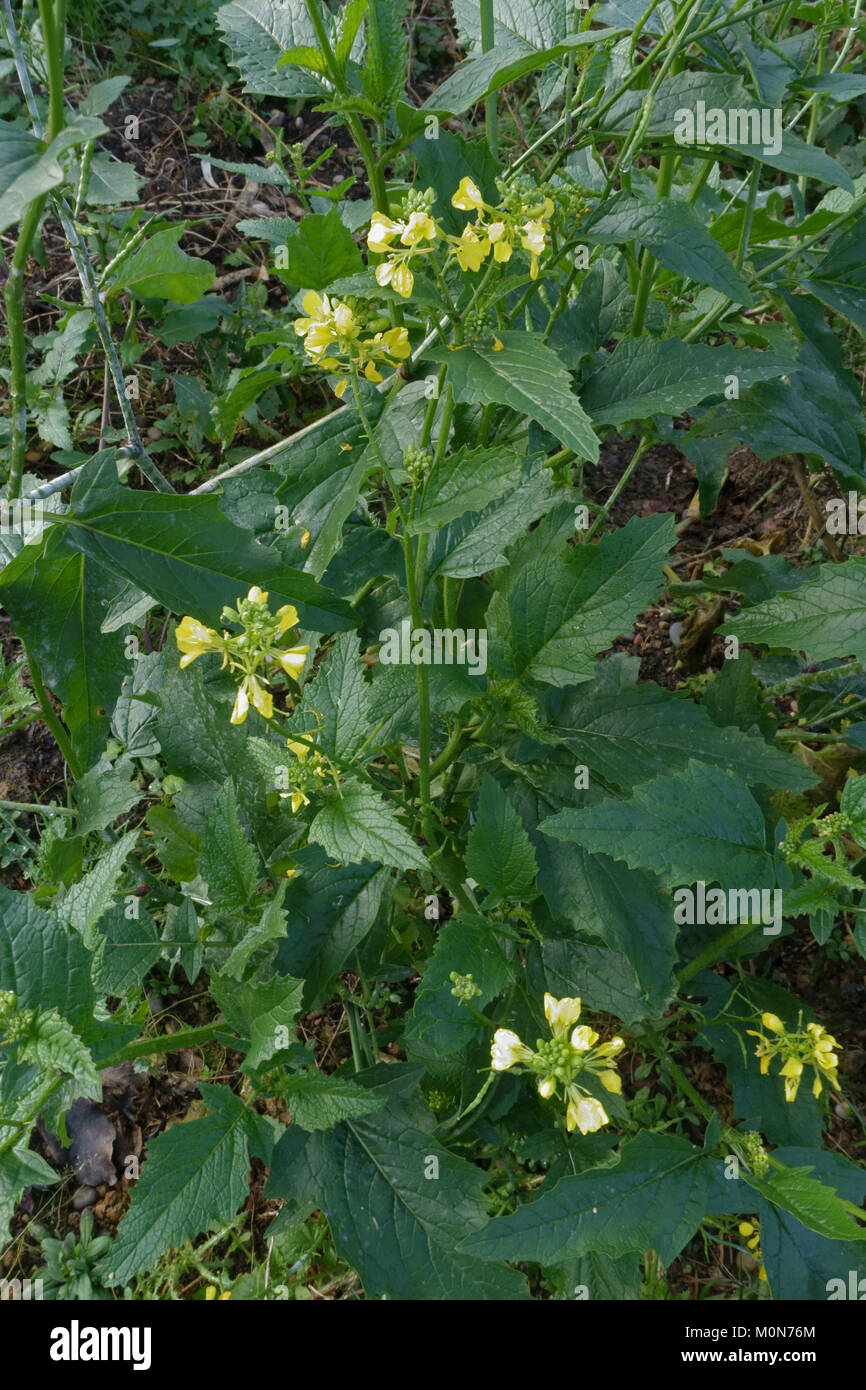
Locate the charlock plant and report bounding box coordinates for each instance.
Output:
[0,0,865,1306]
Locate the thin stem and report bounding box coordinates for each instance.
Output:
[584,435,652,541]
[631,149,675,335]
[0,799,74,816]
[25,643,80,776]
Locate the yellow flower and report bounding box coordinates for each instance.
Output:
[367,212,403,248]
[491,1028,530,1071]
[487,221,513,263]
[566,1093,609,1135]
[204,1285,231,1300]
[544,994,582,1036]
[762,1012,784,1034]
[570,1025,599,1052]
[175,616,222,668]
[289,789,310,814]
[596,1036,625,1058]
[230,674,273,725]
[452,177,485,212]
[537,1077,555,1099]
[453,223,490,273]
[300,530,311,549]
[375,257,415,298]
[599,1069,622,1094]
[275,643,310,681]
[520,219,548,279]
[275,603,299,634]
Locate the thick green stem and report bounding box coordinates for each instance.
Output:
[677,918,762,986]
[480,0,498,160]
[631,150,675,335]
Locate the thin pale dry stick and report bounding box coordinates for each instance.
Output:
[790,455,843,562]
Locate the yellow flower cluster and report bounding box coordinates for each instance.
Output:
[748,1012,842,1102]
[738,1220,768,1283]
[278,736,329,814]
[368,208,439,298]
[175,586,309,725]
[293,290,410,397]
[450,176,554,279]
[491,994,624,1135]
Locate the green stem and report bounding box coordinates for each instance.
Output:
[25,643,80,776]
[107,1022,228,1065]
[583,435,652,541]
[3,198,44,499]
[0,799,74,816]
[631,150,675,335]
[677,918,762,986]
[480,0,498,160]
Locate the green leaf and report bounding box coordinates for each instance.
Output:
[0,887,94,1032]
[77,75,132,116]
[289,632,370,762]
[16,1010,100,1100]
[584,195,751,304]
[212,973,304,1068]
[553,679,816,792]
[759,1147,866,1300]
[105,1083,269,1286]
[94,904,161,995]
[0,118,106,235]
[425,333,599,461]
[73,761,141,835]
[450,0,565,50]
[580,338,791,427]
[462,1132,712,1265]
[425,463,564,581]
[216,0,323,98]
[489,512,675,686]
[275,847,391,1004]
[726,558,866,664]
[841,774,866,841]
[107,226,215,303]
[146,805,201,881]
[542,760,776,889]
[413,445,524,532]
[466,775,538,903]
[61,830,139,948]
[422,33,618,117]
[309,780,427,871]
[199,780,259,913]
[361,0,408,110]
[0,1147,59,1239]
[801,222,866,334]
[273,209,363,289]
[280,1070,386,1130]
[405,915,513,1062]
[56,453,354,632]
[744,1166,866,1242]
[222,883,288,982]
[0,526,129,771]
[267,1094,528,1299]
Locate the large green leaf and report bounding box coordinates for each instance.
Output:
[541,760,776,889]
[0,887,94,1032]
[105,1084,272,1287]
[424,464,564,581]
[288,632,370,762]
[55,454,353,632]
[61,831,139,948]
[466,775,538,903]
[211,974,304,1068]
[462,1132,713,1265]
[759,1148,866,1300]
[744,1166,866,1242]
[309,780,427,871]
[362,0,409,110]
[552,678,816,792]
[217,0,322,97]
[94,904,162,995]
[726,558,866,663]
[422,32,618,117]
[272,209,363,290]
[801,222,866,333]
[267,1086,528,1299]
[413,445,524,532]
[0,118,106,235]
[279,1070,386,1130]
[107,226,215,303]
[275,847,390,1004]
[199,780,260,913]
[580,338,791,426]
[425,333,599,461]
[584,195,751,303]
[450,0,564,50]
[0,528,129,771]
[488,512,675,686]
